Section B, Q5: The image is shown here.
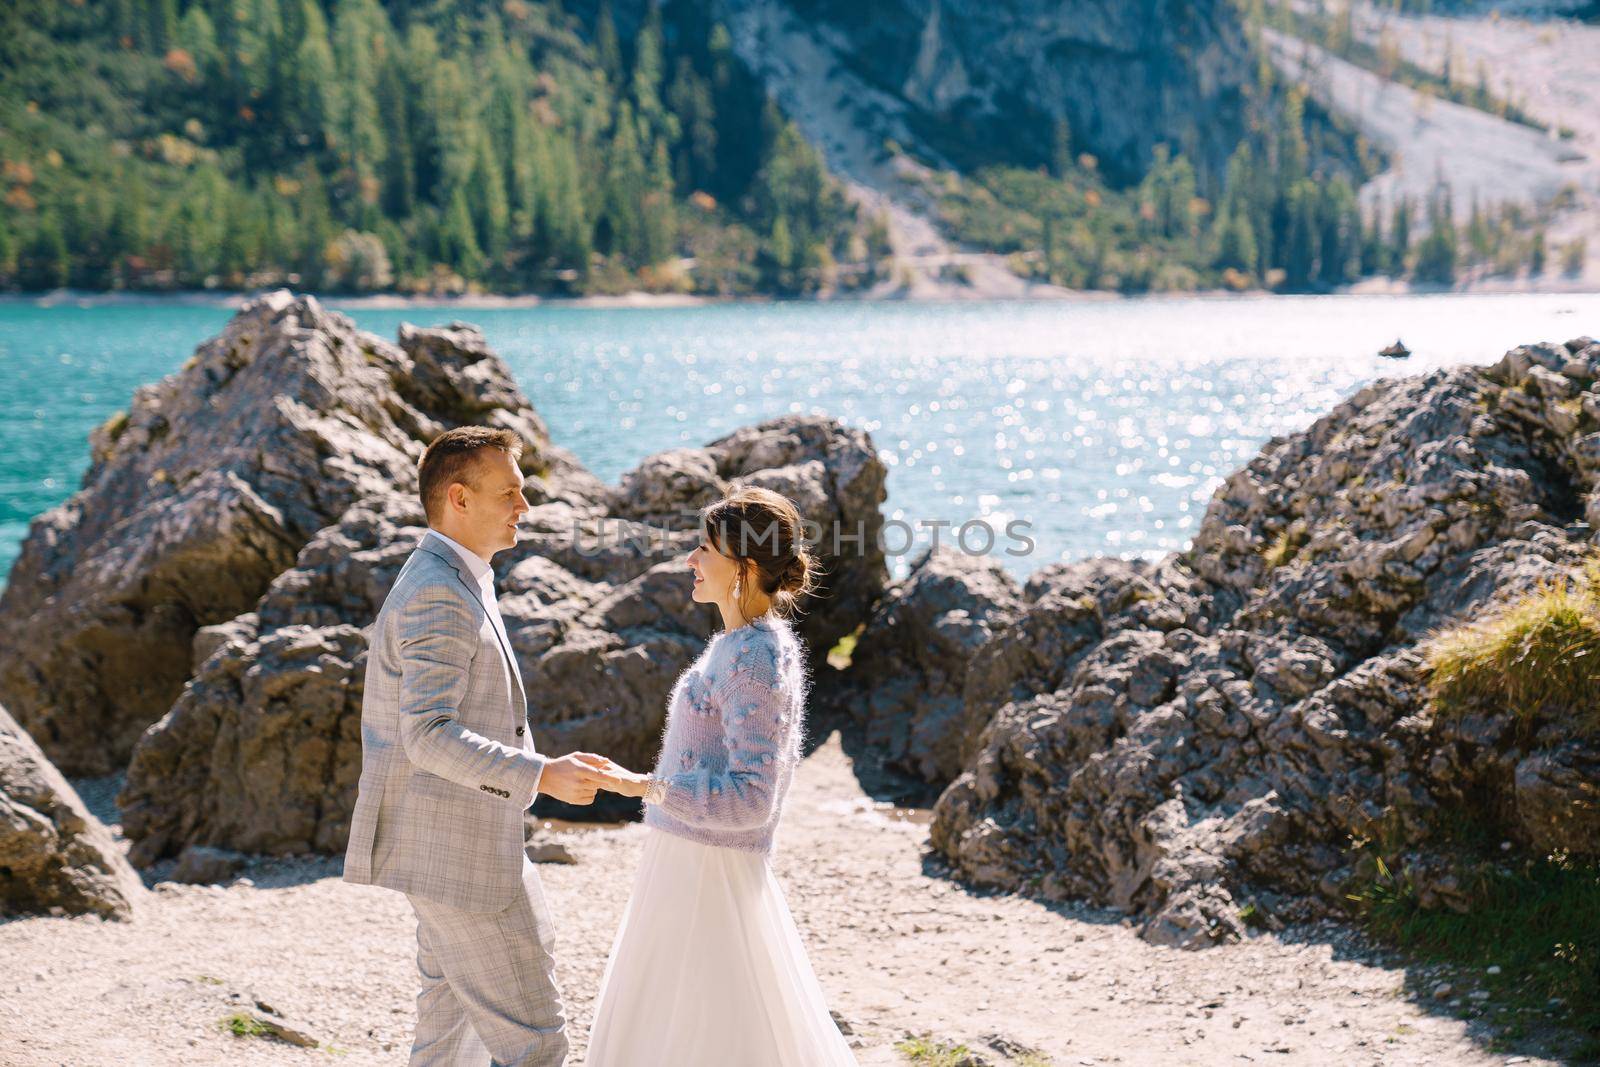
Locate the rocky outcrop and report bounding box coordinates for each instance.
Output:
[925,336,1600,948]
[0,702,144,920]
[835,549,1214,786]
[0,290,602,774]
[119,416,886,864]
[836,546,1025,782]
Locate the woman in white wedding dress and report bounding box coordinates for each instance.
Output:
[585,484,859,1067]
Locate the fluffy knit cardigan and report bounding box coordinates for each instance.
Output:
[641,614,811,854]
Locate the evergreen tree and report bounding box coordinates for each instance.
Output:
[1139,145,1198,240]
[401,24,444,200]
[288,0,336,153]
[329,0,387,219]
[1389,196,1412,275]
[1284,179,1318,289]
[767,214,793,290]
[598,100,649,261]
[642,138,677,265]
[439,185,486,278]
[424,55,477,202]
[1413,186,1458,285]
[294,163,336,287]
[1216,209,1258,276]
[24,211,70,292]
[594,2,623,87]
[1465,195,1490,266]
[631,3,672,148]
[467,132,510,267]
[666,56,716,193]
[1359,202,1385,277]
[376,57,416,217]
[1051,117,1073,179]
[543,132,590,269]
[0,219,16,286]
[176,6,220,79]
[145,0,178,54]
[1316,176,1359,286]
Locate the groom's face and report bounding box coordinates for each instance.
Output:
[452,449,529,556]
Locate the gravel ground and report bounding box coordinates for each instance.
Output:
[0,721,1576,1066]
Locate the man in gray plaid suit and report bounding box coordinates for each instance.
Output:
[345,425,622,1067]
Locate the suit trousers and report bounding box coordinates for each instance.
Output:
[406,856,569,1067]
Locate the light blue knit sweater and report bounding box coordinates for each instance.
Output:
[642,614,811,854]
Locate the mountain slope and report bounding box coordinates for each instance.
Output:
[7,0,1573,297]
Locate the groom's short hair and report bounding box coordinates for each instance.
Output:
[418,426,525,524]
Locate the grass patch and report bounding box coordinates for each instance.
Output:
[220,1012,270,1038]
[1387,557,1600,1054]
[895,1035,989,1066]
[1345,813,1600,1057]
[1421,556,1600,736]
[827,625,862,670]
[1261,522,1308,570]
[1237,900,1274,931]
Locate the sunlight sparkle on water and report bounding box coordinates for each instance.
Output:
[0,291,1597,583]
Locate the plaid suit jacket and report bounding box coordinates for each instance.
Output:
[344,530,548,913]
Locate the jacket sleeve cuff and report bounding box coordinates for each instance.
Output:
[511,752,547,808]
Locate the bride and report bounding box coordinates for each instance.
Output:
[585,484,859,1067]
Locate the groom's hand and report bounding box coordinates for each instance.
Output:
[538,752,612,806]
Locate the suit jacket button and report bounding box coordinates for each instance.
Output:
[480,784,490,792]
[516,726,525,737]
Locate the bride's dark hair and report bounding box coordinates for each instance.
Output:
[701,484,820,620]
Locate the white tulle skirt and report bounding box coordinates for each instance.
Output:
[584,826,859,1067]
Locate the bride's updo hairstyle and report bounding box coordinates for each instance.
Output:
[702,484,820,620]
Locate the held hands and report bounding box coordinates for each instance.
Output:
[570,752,653,799]
[538,752,618,806]
[537,752,653,805]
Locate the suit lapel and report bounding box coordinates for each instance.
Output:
[417,532,528,716]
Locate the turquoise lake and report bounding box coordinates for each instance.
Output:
[2,292,1597,587]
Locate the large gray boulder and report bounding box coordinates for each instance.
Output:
[0,291,602,774]
[835,545,1026,782]
[119,416,887,864]
[0,703,144,920]
[925,336,1600,948]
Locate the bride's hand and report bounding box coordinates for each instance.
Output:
[573,752,652,798]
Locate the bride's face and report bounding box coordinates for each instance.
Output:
[687,534,740,604]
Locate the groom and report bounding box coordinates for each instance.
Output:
[345,425,629,1066]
